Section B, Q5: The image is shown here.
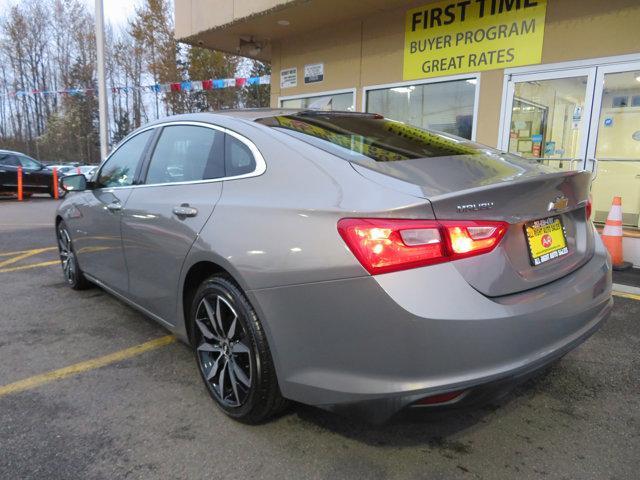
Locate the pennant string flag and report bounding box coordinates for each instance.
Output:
[0,75,271,98]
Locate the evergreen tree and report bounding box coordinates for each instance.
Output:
[242,60,271,108]
[187,46,240,111]
[130,0,185,115]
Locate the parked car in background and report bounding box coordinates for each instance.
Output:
[0,150,62,197]
[44,164,97,181]
[77,165,98,181]
[55,110,613,424]
[45,164,75,176]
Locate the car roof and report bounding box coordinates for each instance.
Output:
[212,108,376,120]
[144,109,377,125]
[121,109,383,151]
[211,108,302,120]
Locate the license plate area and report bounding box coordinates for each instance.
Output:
[524,216,568,266]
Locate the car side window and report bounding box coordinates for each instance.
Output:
[97,130,153,188]
[18,156,40,170]
[0,154,20,167]
[145,125,224,185]
[225,135,256,177]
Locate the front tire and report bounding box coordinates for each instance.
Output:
[191,275,287,424]
[56,221,90,290]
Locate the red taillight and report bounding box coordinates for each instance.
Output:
[586,195,592,220]
[443,221,508,260]
[337,219,446,275]
[338,218,508,275]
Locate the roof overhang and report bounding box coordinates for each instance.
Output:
[175,0,420,61]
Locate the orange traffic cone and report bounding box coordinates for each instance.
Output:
[601,196,632,271]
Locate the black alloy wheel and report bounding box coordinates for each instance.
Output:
[56,221,90,290]
[192,275,287,423]
[195,293,253,407]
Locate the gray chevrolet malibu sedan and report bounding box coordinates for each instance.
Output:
[56,110,613,423]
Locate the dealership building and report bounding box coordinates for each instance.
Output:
[176,0,640,265]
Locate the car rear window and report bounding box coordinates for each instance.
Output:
[255,112,481,162]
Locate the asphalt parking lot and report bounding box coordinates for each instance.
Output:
[1,197,639,480]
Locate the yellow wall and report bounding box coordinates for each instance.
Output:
[270,0,640,147]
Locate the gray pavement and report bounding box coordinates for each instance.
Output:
[0,197,638,479]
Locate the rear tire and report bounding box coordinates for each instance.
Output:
[191,275,288,424]
[56,221,91,290]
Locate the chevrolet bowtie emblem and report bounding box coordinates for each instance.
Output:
[548,195,569,212]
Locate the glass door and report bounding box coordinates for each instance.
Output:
[587,62,640,227]
[501,68,596,171]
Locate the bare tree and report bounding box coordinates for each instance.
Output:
[0,0,259,162]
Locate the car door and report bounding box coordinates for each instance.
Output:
[18,155,49,192]
[0,154,20,190]
[71,129,155,295]
[121,123,225,324]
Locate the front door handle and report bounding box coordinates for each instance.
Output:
[172,205,198,217]
[106,202,122,212]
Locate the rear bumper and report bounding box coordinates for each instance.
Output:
[248,235,612,422]
[322,298,610,422]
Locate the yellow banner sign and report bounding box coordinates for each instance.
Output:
[404,0,547,80]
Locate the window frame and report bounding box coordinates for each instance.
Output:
[224,132,258,177]
[362,73,481,142]
[95,129,156,189]
[142,124,226,185]
[0,153,20,167]
[94,121,266,191]
[278,88,357,111]
[17,155,43,170]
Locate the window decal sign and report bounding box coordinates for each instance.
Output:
[403,0,547,80]
[280,68,297,89]
[304,63,324,84]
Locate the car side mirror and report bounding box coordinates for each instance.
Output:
[61,174,87,192]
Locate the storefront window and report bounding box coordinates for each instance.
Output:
[591,71,640,227]
[365,79,476,139]
[507,77,587,171]
[280,92,355,111]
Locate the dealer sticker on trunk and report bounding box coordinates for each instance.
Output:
[524,216,568,266]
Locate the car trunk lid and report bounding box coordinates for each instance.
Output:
[351,155,594,297]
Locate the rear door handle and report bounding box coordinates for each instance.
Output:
[172,205,198,217]
[106,202,122,212]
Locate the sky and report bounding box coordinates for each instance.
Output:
[85,0,141,26]
[0,0,143,26]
